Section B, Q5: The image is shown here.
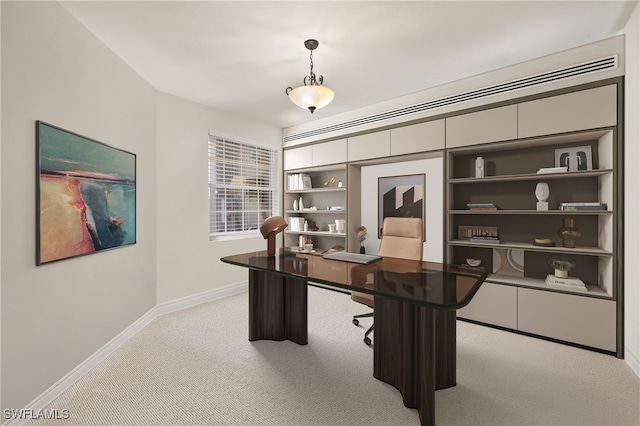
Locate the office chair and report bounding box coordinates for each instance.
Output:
[351,217,424,345]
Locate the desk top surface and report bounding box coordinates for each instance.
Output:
[221,249,488,309]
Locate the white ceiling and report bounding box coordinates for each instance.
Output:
[60,1,637,130]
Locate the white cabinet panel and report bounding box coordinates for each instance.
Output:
[446,105,517,148]
[518,85,617,138]
[283,145,313,170]
[457,282,517,329]
[390,120,445,155]
[518,288,616,352]
[312,139,347,166]
[348,130,390,161]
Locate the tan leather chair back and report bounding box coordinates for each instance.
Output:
[351,217,423,308]
[378,217,423,261]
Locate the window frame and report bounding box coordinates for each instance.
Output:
[208,134,279,241]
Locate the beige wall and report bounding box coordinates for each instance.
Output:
[155,93,282,303]
[0,1,158,411]
[624,2,640,374]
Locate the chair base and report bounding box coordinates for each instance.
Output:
[353,311,374,345]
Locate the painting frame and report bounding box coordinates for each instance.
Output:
[378,173,425,240]
[36,121,137,265]
[554,145,593,171]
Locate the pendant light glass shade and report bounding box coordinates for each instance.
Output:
[287,85,335,113]
[285,39,334,114]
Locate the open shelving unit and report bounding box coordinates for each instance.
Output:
[448,127,621,353]
[283,165,347,251]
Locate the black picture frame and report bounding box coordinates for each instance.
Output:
[377,173,425,240]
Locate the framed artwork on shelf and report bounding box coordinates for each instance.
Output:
[36,121,137,265]
[555,145,592,171]
[458,225,498,240]
[378,173,425,239]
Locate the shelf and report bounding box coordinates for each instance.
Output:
[285,209,346,214]
[485,274,611,298]
[448,239,612,256]
[285,187,346,193]
[448,169,612,184]
[284,230,346,237]
[449,209,613,215]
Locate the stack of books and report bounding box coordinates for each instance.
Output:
[288,173,312,190]
[467,203,498,211]
[559,202,607,211]
[545,274,587,292]
[287,217,306,232]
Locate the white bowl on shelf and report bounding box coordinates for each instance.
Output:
[466,258,482,267]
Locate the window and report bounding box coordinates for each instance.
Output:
[208,135,278,239]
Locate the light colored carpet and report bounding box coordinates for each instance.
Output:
[27,286,639,425]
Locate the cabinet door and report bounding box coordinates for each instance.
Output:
[348,130,390,161]
[457,282,517,329]
[390,120,445,155]
[518,85,617,138]
[284,146,313,170]
[446,105,517,148]
[312,139,347,166]
[517,288,616,352]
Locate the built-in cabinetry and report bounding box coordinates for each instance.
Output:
[282,81,623,356]
[450,83,621,354]
[283,165,348,251]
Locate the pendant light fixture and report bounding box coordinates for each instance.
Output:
[285,39,334,114]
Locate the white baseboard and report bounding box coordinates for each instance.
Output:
[3,281,248,426]
[625,346,640,377]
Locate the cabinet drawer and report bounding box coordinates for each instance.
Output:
[348,130,390,161]
[518,85,617,138]
[284,146,313,170]
[457,282,517,329]
[390,120,445,155]
[446,105,517,148]
[517,287,616,351]
[312,139,347,166]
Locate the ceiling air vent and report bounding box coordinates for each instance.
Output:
[284,55,617,144]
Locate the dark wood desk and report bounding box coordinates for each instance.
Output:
[221,249,488,425]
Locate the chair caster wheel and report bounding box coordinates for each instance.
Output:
[364,337,372,345]
[352,318,359,326]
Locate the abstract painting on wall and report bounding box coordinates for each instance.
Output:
[36,121,136,265]
[378,173,425,239]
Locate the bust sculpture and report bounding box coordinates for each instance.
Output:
[535,182,549,211]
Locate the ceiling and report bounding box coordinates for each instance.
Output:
[60,1,637,130]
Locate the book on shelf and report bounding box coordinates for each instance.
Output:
[559,202,607,211]
[288,173,312,190]
[537,166,568,174]
[287,217,305,232]
[469,236,500,244]
[467,203,497,210]
[545,274,587,292]
[467,203,496,208]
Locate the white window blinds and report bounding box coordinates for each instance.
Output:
[208,135,278,238]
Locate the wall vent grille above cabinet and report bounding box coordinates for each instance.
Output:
[284,55,618,144]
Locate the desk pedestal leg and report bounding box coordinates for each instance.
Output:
[435,310,456,389]
[248,270,308,345]
[374,298,456,425]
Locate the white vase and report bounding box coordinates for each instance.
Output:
[293,199,298,211]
